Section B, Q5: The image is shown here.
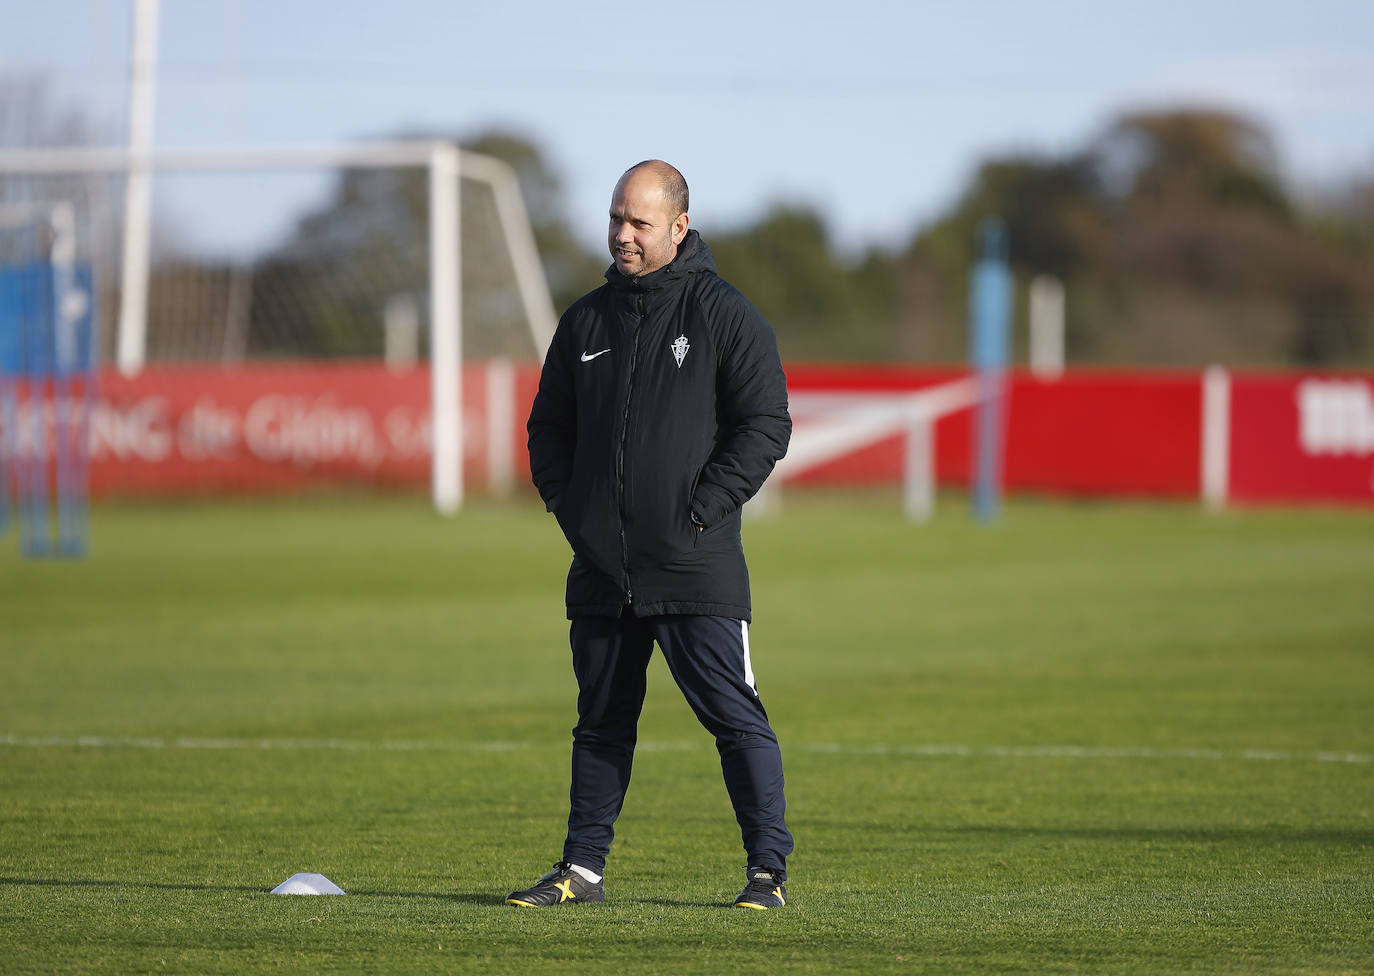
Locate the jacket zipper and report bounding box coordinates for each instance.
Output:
[616,295,644,606]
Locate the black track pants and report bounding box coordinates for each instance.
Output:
[561,614,793,876]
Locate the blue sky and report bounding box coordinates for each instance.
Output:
[4,0,1373,258]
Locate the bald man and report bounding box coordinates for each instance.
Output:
[515,161,794,910]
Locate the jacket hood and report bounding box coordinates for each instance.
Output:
[605,229,717,291]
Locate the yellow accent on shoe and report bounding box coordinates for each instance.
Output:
[505,861,605,907]
[735,885,786,910]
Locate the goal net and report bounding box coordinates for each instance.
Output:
[0,142,556,512]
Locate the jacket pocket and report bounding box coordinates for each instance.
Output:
[687,467,705,549]
[554,487,615,578]
[552,491,580,550]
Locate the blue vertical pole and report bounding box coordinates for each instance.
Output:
[20,260,54,558]
[54,266,94,558]
[0,387,10,537]
[969,218,1012,523]
[0,265,17,539]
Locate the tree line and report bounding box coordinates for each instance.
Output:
[257,108,1369,368]
[5,74,1369,368]
[709,109,1373,367]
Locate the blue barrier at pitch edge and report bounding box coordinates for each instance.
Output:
[0,261,97,557]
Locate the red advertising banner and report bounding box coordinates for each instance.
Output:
[782,366,1205,499]
[5,360,1370,505]
[89,363,476,497]
[1229,374,1374,504]
[1003,371,1203,497]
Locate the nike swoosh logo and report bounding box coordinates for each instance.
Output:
[580,349,611,362]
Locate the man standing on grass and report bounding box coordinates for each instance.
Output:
[511,160,793,910]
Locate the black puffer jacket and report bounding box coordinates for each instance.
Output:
[527,231,790,620]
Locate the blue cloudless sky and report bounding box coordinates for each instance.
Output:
[4,0,1373,259]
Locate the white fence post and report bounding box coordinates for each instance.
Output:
[1201,366,1230,510]
[1029,274,1065,381]
[903,416,935,522]
[485,357,516,497]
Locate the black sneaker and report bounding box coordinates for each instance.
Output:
[732,866,787,910]
[505,861,605,907]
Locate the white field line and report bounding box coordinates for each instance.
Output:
[0,734,1368,765]
[801,742,1373,764]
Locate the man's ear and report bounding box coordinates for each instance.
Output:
[671,211,690,246]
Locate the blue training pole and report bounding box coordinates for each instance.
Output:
[0,272,14,539]
[969,218,1012,524]
[20,260,54,557]
[53,265,95,557]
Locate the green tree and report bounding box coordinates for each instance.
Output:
[464,131,604,314]
[1093,109,1290,216]
[249,129,597,360]
[899,108,1373,367]
[896,154,1107,362]
[709,205,897,362]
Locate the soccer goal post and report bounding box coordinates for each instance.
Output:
[757,377,984,522]
[0,140,557,515]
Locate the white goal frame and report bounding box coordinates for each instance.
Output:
[0,141,558,516]
[757,377,985,521]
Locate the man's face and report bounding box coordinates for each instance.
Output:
[608,170,687,277]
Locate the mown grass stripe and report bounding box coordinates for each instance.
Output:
[3,733,1368,764]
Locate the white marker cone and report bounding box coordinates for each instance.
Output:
[271,872,345,895]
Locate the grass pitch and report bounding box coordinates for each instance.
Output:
[2,492,1372,974]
